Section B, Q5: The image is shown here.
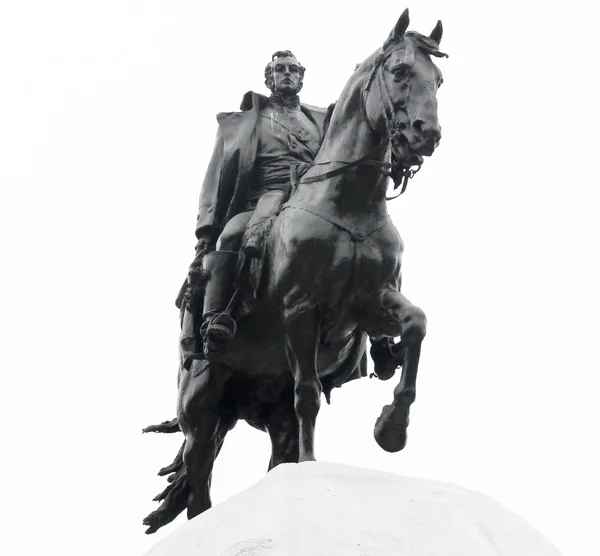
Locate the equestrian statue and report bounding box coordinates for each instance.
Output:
[143,8,447,534]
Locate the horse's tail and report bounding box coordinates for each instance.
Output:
[142,417,180,434]
[143,419,190,534]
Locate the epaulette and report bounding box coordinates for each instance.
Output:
[301,103,328,114]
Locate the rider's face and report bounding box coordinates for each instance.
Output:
[271,57,301,95]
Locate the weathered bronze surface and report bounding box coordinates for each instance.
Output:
[144,9,447,534]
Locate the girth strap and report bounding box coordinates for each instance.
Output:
[281,201,391,242]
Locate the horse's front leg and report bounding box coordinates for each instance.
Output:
[368,289,427,453]
[265,384,299,470]
[283,304,321,462]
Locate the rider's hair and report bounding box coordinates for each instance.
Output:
[264,50,305,93]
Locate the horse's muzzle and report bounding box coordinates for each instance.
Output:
[413,136,439,157]
[393,124,441,159]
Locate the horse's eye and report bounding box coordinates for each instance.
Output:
[392,66,408,80]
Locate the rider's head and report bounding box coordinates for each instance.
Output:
[264,51,305,95]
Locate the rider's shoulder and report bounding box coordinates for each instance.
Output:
[215,91,267,123]
[301,103,329,130]
[240,91,269,112]
[300,102,328,114]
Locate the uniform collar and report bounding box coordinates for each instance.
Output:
[268,92,301,109]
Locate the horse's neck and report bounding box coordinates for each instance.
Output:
[299,97,390,217]
[316,117,373,165]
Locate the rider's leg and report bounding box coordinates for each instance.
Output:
[215,211,253,252]
[243,190,288,258]
[200,211,252,357]
[200,251,238,354]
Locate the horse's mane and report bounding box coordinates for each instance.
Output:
[405,31,449,59]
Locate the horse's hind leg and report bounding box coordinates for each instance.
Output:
[283,306,321,462]
[182,413,235,519]
[178,361,236,519]
[367,289,426,453]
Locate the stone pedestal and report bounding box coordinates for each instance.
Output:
[145,462,561,556]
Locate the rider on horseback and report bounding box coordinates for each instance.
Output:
[179,51,328,359]
[177,50,405,378]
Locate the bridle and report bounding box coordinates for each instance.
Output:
[365,46,424,198]
[293,44,423,199]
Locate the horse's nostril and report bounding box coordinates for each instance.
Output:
[412,119,425,133]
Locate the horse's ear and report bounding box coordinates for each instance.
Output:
[383,8,410,50]
[430,20,443,44]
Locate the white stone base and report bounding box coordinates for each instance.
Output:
[145,462,561,556]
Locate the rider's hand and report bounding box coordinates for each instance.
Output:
[190,234,215,269]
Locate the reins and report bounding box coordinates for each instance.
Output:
[290,146,420,200]
[289,139,391,186]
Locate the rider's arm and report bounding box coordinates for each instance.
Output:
[196,129,225,241]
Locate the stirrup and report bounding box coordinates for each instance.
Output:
[370,338,401,381]
[200,312,237,358]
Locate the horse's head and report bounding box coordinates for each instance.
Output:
[362,9,447,178]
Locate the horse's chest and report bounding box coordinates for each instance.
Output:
[355,236,401,287]
[271,212,402,310]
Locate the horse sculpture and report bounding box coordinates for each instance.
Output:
[144,9,447,534]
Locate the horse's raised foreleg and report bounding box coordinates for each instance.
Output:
[178,361,236,519]
[283,306,321,462]
[374,341,422,452]
[368,289,426,452]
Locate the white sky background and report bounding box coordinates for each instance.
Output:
[0,1,598,555]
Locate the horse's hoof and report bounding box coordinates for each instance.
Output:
[374,363,397,381]
[374,404,409,453]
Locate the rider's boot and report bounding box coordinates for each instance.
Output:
[200,250,238,360]
[243,190,287,258]
[370,337,403,380]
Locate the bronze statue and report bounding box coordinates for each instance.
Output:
[144,9,447,534]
